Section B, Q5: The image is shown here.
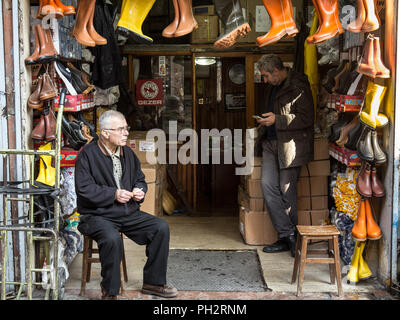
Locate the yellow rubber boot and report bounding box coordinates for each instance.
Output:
[347,241,362,284]
[116,0,156,44]
[360,81,387,129]
[35,142,55,187]
[358,241,372,280]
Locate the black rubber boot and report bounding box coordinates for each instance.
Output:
[213,0,251,49]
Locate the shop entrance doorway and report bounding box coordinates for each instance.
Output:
[194,57,246,216]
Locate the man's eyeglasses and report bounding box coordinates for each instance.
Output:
[104,126,130,134]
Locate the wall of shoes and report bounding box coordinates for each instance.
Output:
[320,0,389,284]
[26,0,106,269]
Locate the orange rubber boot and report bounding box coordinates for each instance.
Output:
[365,198,382,240]
[352,199,367,241]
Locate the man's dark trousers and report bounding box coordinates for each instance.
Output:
[78,210,170,296]
[260,140,301,239]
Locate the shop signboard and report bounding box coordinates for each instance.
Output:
[136,79,164,106]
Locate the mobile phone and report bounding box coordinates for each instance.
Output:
[252,115,264,120]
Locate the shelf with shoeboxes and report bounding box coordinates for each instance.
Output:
[127,131,166,217]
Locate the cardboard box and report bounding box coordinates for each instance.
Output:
[297,196,328,210]
[128,131,157,164]
[246,178,263,197]
[238,185,265,211]
[297,176,328,197]
[314,137,329,160]
[193,5,215,15]
[300,160,330,177]
[140,182,163,216]
[239,206,278,245]
[191,15,219,43]
[298,209,330,226]
[141,163,166,184]
[248,165,261,179]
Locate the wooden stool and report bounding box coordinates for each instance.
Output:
[80,234,128,296]
[291,225,343,297]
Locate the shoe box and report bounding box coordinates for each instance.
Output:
[127,131,158,164]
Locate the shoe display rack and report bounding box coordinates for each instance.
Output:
[0,89,67,300]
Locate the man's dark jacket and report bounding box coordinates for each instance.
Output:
[75,140,147,219]
[255,68,314,169]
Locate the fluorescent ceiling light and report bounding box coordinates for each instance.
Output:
[195,57,216,65]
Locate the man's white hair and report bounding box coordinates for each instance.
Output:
[98,110,126,130]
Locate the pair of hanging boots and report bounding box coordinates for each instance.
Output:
[25,25,59,65]
[347,241,372,284]
[347,0,380,33]
[54,60,94,96]
[28,72,58,110]
[61,115,89,150]
[306,0,344,44]
[212,0,251,49]
[70,0,107,47]
[32,106,57,142]
[351,198,382,241]
[357,35,390,79]
[162,0,198,38]
[356,161,385,198]
[256,0,298,47]
[36,0,75,19]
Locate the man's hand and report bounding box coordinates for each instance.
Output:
[257,112,276,126]
[115,189,133,203]
[132,187,145,201]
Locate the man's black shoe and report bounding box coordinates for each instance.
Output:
[263,239,289,253]
[288,233,297,258]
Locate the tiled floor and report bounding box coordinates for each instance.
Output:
[64,215,396,300]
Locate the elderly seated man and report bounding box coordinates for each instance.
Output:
[75,110,177,300]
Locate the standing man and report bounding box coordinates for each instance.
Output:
[75,110,178,299]
[255,54,314,257]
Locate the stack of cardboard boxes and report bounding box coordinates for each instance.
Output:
[128,131,166,217]
[297,135,330,225]
[191,5,219,44]
[238,131,330,245]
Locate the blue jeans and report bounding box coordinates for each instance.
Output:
[260,139,301,239]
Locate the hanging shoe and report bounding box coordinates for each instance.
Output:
[54,61,78,96]
[359,80,387,129]
[344,119,362,151]
[25,25,41,65]
[371,165,385,198]
[72,0,96,47]
[365,198,382,240]
[371,130,386,164]
[36,26,59,64]
[44,106,57,141]
[356,161,372,198]
[357,35,377,78]
[347,241,362,283]
[28,76,44,110]
[347,0,366,32]
[352,199,367,241]
[360,0,380,32]
[31,114,46,141]
[335,115,359,147]
[54,0,75,15]
[356,126,374,162]
[40,0,64,19]
[116,0,157,44]
[306,0,344,44]
[86,0,107,45]
[358,241,372,280]
[162,0,180,37]
[214,0,251,49]
[173,0,198,37]
[373,37,390,78]
[331,61,350,93]
[67,62,95,93]
[256,0,298,47]
[39,73,58,101]
[35,142,56,187]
